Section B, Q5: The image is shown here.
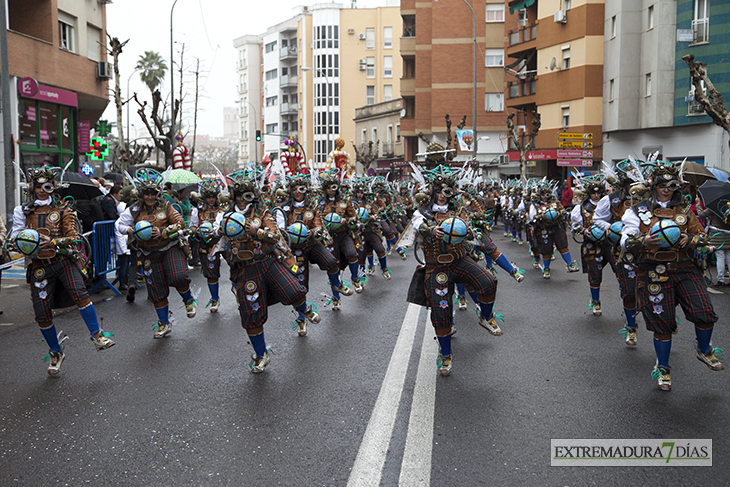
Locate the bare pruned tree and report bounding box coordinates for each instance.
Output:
[507,108,541,178]
[683,54,730,156]
[351,139,380,174]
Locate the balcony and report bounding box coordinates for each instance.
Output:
[280,46,297,60]
[280,103,298,116]
[507,24,537,49]
[382,142,394,156]
[280,75,297,89]
[400,36,415,56]
[691,18,709,44]
[400,77,415,96]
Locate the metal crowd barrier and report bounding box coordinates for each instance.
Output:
[89,220,122,296]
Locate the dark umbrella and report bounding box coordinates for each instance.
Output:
[681,161,716,187]
[103,172,124,183]
[58,172,103,200]
[698,179,730,222]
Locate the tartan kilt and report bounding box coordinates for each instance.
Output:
[535,224,569,255]
[232,256,307,329]
[477,233,498,257]
[200,248,221,281]
[616,261,637,302]
[360,230,386,258]
[141,246,191,304]
[637,264,717,335]
[30,259,89,324]
[426,256,497,329]
[331,231,359,268]
[581,243,615,287]
[380,219,397,240]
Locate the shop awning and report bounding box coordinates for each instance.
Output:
[509,0,536,15]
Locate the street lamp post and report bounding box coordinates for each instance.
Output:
[301,66,331,166]
[126,68,142,146]
[170,0,179,143]
[247,101,258,163]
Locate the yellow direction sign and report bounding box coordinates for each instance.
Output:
[558,141,593,149]
[558,132,593,139]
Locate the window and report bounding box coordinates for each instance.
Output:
[693,0,709,43]
[266,96,277,107]
[266,123,277,133]
[396,123,400,141]
[366,28,375,50]
[58,11,76,52]
[366,86,375,106]
[486,4,504,22]
[564,0,571,9]
[648,5,654,30]
[265,69,277,81]
[383,27,393,48]
[562,46,571,69]
[384,85,393,101]
[609,79,615,102]
[86,24,101,62]
[362,129,367,143]
[484,93,504,112]
[518,9,528,27]
[387,125,393,143]
[485,49,504,67]
[611,16,616,38]
[372,128,378,143]
[366,57,375,78]
[646,73,652,96]
[562,106,570,128]
[383,56,393,78]
[242,121,248,139]
[265,41,277,53]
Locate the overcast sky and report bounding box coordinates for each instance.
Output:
[103,0,390,141]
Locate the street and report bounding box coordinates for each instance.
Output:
[1,233,729,486]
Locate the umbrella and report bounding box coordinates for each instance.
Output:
[103,172,124,183]
[681,161,716,187]
[167,168,201,185]
[708,167,729,182]
[58,172,103,200]
[698,179,730,222]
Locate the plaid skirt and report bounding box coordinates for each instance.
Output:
[359,230,386,260]
[142,246,191,304]
[637,264,717,334]
[232,256,307,329]
[535,225,569,256]
[30,259,89,324]
[616,260,637,303]
[581,243,615,287]
[426,256,497,329]
[200,248,221,281]
[477,233,499,259]
[331,231,359,267]
[380,219,397,240]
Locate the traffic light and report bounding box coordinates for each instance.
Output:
[255,129,261,142]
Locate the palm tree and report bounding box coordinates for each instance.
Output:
[135,51,167,93]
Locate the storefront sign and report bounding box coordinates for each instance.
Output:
[558,159,593,167]
[558,150,593,158]
[507,149,558,162]
[79,121,91,151]
[17,78,77,107]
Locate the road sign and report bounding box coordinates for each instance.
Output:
[558,132,593,139]
[558,150,593,158]
[558,159,593,167]
[558,141,593,149]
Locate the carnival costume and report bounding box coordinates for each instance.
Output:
[351,182,393,280]
[10,166,114,375]
[620,160,723,391]
[116,169,198,338]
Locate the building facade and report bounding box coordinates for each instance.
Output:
[353,98,405,176]
[233,34,263,165]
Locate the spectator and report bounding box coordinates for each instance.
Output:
[560,180,574,211]
[0,214,6,314]
[698,179,730,286]
[100,185,123,221]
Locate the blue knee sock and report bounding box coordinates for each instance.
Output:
[208,282,220,302]
[367,255,374,267]
[624,308,636,329]
[653,338,672,368]
[518,232,522,240]
[378,256,388,270]
[294,302,308,315]
[387,237,397,248]
[249,331,267,357]
[511,230,517,238]
[561,252,573,265]
[484,256,493,268]
[695,327,714,354]
[40,324,61,352]
[329,272,342,300]
[469,291,494,319]
[494,254,512,273]
[156,305,169,323]
[543,259,551,269]
[180,289,193,302]
[78,303,100,336]
[456,283,466,296]
[348,262,360,282]
[437,335,452,356]
[590,287,600,302]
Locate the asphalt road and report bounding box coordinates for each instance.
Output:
[1,232,729,486]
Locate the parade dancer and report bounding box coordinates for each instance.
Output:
[116,169,198,339]
[529,183,580,278]
[191,179,226,312]
[570,176,615,315]
[351,182,393,279]
[408,166,502,377]
[621,160,723,391]
[273,174,352,335]
[10,166,114,375]
[214,173,311,372]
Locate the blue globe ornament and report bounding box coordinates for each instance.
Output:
[607,221,624,244]
[287,222,309,245]
[323,212,342,230]
[356,207,369,222]
[440,217,468,245]
[587,224,605,242]
[15,229,41,256]
[133,220,154,241]
[650,219,681,248]
[544,208,560,222]
[198,221,214,243]
[221,212,247,239]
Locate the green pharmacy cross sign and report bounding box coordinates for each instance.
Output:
[88,137,109,161]
[94,119,113,137]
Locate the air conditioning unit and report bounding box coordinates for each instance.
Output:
[499,154,510,165]
[348,29,355,35]
[358,58,366,65]
[518,9,528,27]
[358,33,366,40]
[97,61,111,79]
[359,64,367,71]
[554,10,567,23]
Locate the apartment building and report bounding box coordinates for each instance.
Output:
[399,0,508,175]
[603,0,730,171]
[2,0,110,214]
[234,35,263,165]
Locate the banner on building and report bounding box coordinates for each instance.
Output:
[455,130,474,152]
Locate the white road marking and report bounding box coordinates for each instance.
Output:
[399,310,437,486]
[347,303,421,487]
